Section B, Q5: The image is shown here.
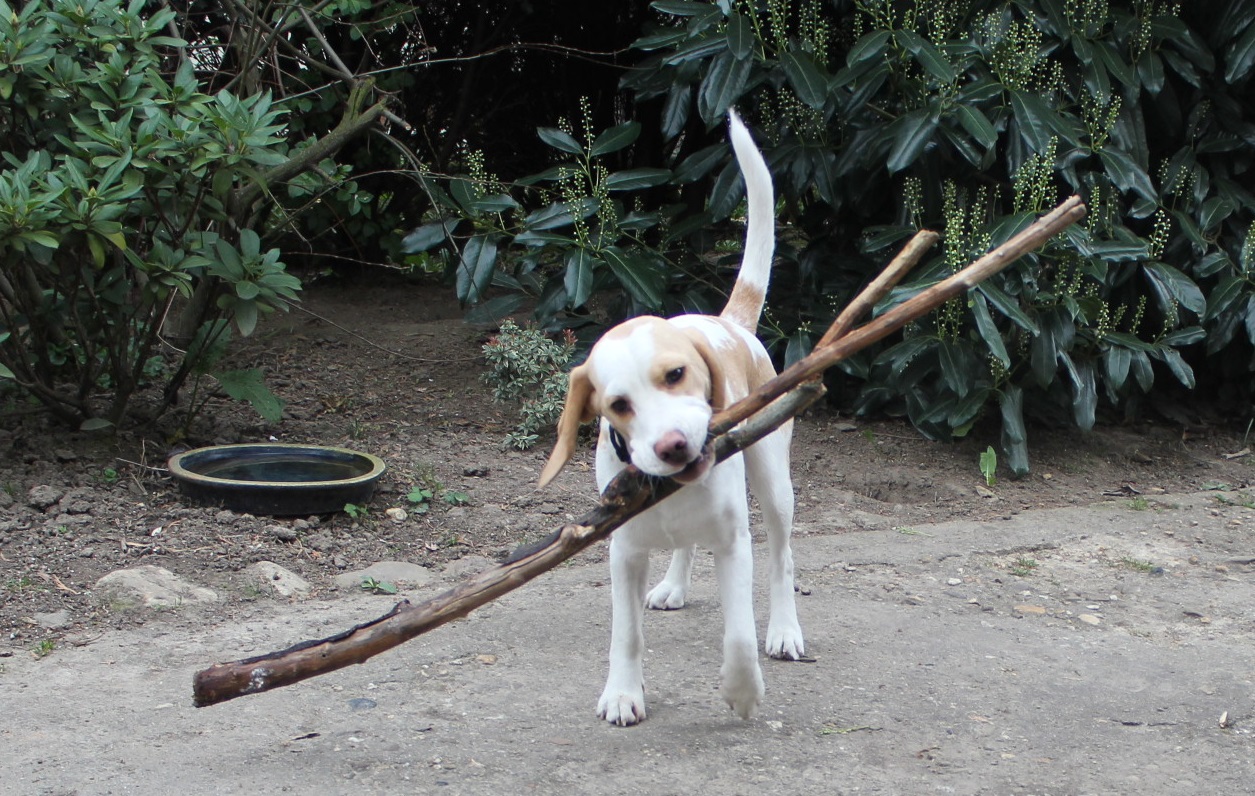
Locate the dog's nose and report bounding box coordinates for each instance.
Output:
[654,431,690,464]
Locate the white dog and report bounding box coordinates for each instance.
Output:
[538,110,803,726]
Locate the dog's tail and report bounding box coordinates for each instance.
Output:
[720,109,775,332]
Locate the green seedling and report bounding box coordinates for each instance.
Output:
[1010,557,1038,577]
[33,639,55,659]
[101,467,119,484]
[442,490,470,506]
[979,446,997,487]
[1121,557,1156,573]
[360,576,398,595]
[406,486,434,514]
[1127,496,1149,511]
[343,502,368,519]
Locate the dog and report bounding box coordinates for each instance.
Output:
[537,110,803,726]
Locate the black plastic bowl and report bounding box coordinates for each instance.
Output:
[167,443,387,516]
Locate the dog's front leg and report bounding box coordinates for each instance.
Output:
[713,532,765,719]
[598,536,650,726]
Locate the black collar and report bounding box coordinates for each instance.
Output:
[607,425,631,464]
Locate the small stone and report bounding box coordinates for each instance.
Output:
[268,525,299,543]
[335,560,432,590]
[27,485,64,511]
[1014,605,1047,615]
[384,507,408,523]
[96,565,218,608]
[79,547,95,558]
[476,654,497,665]
[247,561,311,597]
[1078,614,1102,626]
[347,697,377,711]
[947,578,963,586]
[33,609,72,629]
[462,466,491,477]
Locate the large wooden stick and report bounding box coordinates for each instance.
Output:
[192,196,1084,707]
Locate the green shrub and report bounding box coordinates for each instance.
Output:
[0,0,381,428]
[415,0,1255,473]
[482,320,577,449]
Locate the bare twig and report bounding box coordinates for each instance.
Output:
[192,196,1085,707]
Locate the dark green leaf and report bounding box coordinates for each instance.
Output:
[847,30,891,65]
[1245,295,1255,345]
[604,168,673,191]
[673,144,725,183]
[781,49,829,108]
[897,29,956,83]
[999,385,1030,476]
[1130,349,1154,391]
[1156,347,1195,389]
[601,247,665,309]
[784,330,813,369]
[537,127,584,155]
[564,248,595,307]
[886,109,938,173]
[1144,261,1205,316]
[1205,274,1246,322]
[1102,344,1131,391]
[215,368,284,422]
[955,105,997,149]
[698,50,752,122]
[401,219,458,253]
[1059,352,1096,429]
[651,0,712,16]
[1009,91,1055,153]
[590,122,641,157]
[725,12,754,59]
[970,291,1010,367]
[465,294,526,325]
[456,235,499,305]
[1097,147,1157,202]
[937,340,973,398]
[662,83,692,140]
[977,282,1039,334]
[1224,17,1255,83]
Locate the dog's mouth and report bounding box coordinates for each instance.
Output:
[669,447,713,484]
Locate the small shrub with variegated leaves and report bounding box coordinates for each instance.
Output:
[481,321,576,449]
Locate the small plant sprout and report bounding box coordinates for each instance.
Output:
[359,577,398,595]
[1010,557,1038,576]
[979,446,998,487]
[101,467,120,484]
[442,490,470,506]
[343,502,368,519]
[406,486,434,513]
[1128,496,1149,511]
[33,639,55,659]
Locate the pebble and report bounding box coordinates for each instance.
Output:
[384,507,407,523]
[947,578,962,586]
[347,697,377,711]
[1014,605,1047,615]
[27,485,64,511]
[1078,614,1102,626]
[268,525,299,542]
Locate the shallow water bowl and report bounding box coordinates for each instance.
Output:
[168,443,387,516]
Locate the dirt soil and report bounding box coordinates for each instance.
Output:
[3,278,1255,795]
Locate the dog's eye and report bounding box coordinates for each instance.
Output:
[609,398,631,415]
[664,367,685,386]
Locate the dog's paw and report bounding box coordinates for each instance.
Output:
[720,660,764,720]
[765,620,806,660]
[597,687,647,726]
[645,580,687,610]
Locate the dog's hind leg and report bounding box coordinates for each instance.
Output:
[745,425,805,660]
[646,544,694,610]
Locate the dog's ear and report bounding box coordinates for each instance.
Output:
[681,329,728,410]
[538,363,596,487]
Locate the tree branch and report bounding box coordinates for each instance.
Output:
[192,196,1085,707]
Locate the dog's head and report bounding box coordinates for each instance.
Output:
[538,317,727,487]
